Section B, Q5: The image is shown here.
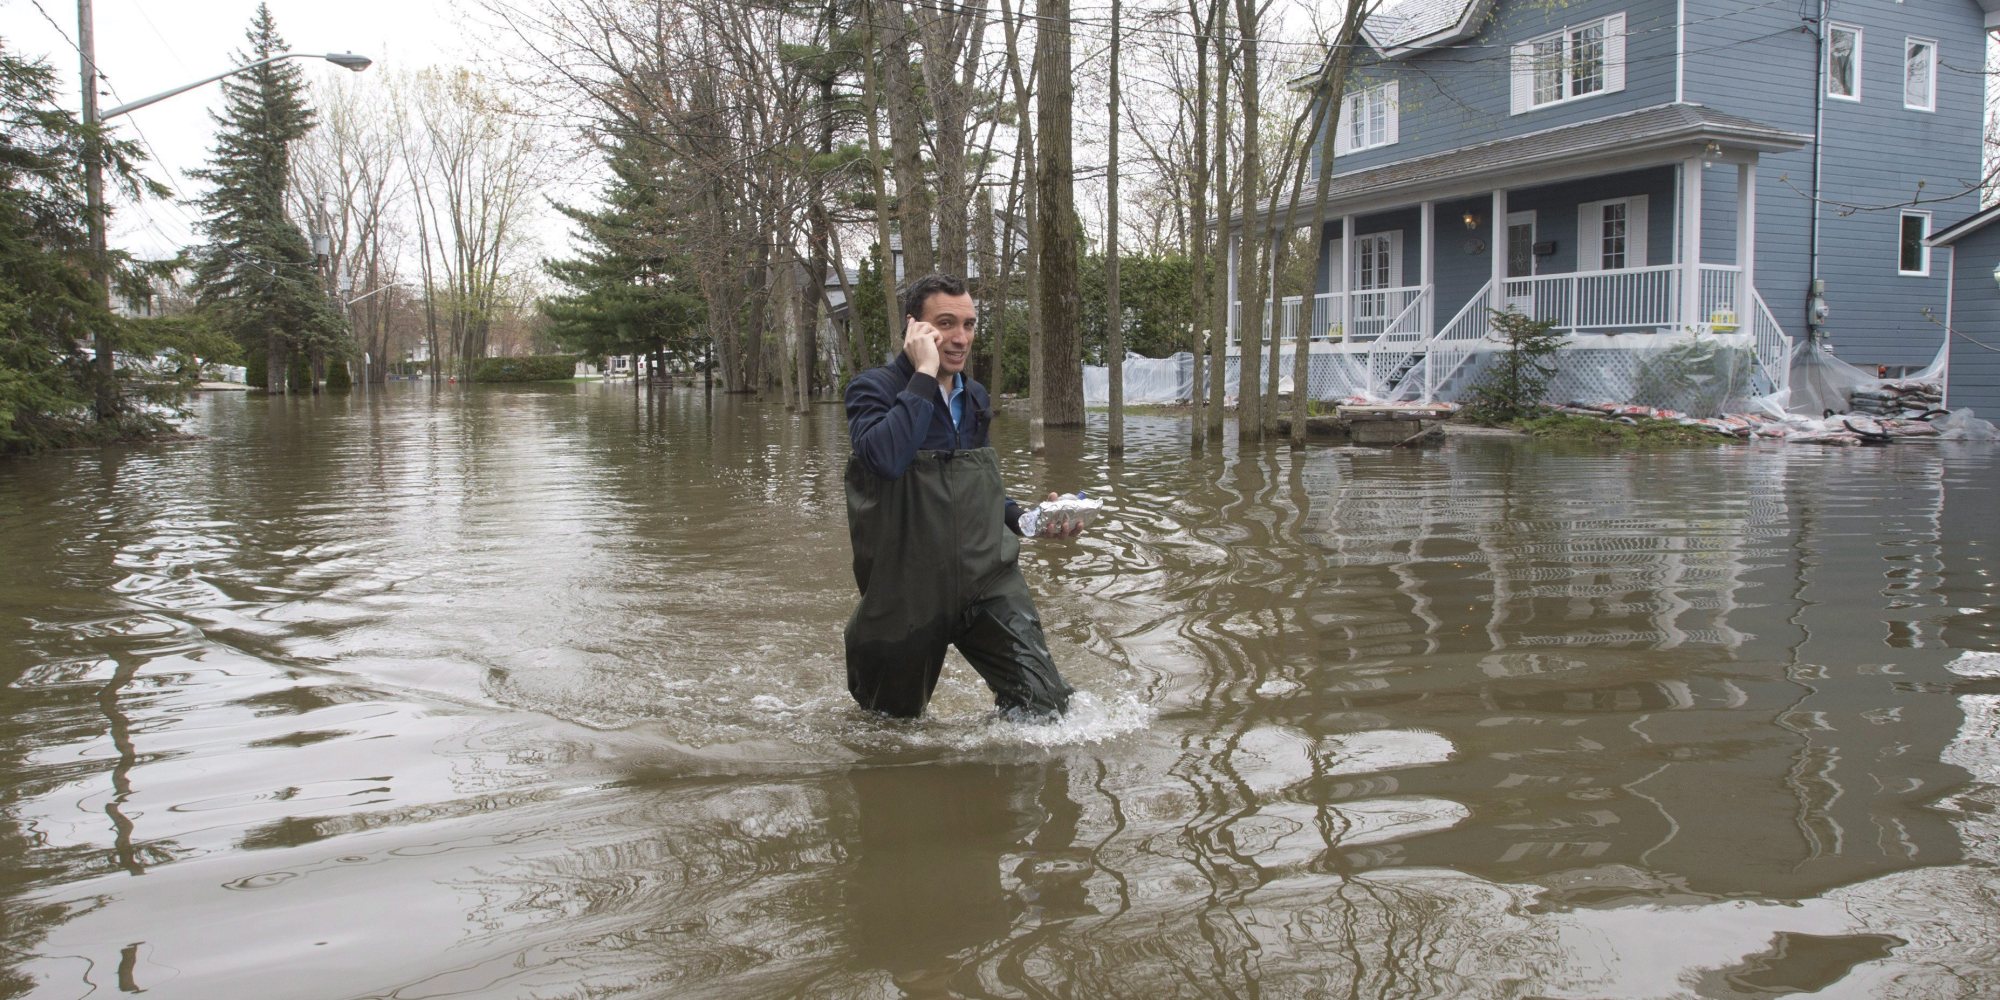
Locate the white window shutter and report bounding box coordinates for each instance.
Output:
[1510,42,1533,114]
[1626,195,1648,267]
[1577,201,1603,272]
[1334,93,1354,156]
[1604,13,1627,94]
[1387,231,1405,286]
[1383,81,1400,146]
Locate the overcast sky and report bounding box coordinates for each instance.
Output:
[3,0,480,259]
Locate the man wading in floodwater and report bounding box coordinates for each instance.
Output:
[842,273,1079,720]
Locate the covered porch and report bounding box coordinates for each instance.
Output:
[1223,104,1809,404]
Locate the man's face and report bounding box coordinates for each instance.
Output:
[918,292,977,376]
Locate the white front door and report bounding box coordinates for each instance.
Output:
[1503,210,1537,315]
[1351,231,1403,335]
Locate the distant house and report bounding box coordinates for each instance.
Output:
[1924,203,2000,415]
[1223,0,1990,407]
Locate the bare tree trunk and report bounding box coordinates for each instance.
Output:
[1206,7,1232,437]
[775,252,795,409]
[974,186,998,388]
[1035,0,1083,431]
[1292,6,1375,447]
[919,1,984,278]
[880,4,934,280]
[1234,0,1265,441]
[1106,0,1124,454]
[1186,0,1216,452]
[1001,0,1042,450]
[860,1,905,340]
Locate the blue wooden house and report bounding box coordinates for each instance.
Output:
[1225,0,1990,408]
[1924,203,2000,415]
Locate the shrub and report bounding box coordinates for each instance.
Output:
[1460,310,1562,425]
[324,357,352,391]
[470,354,577,383]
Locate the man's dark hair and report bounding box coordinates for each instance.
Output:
[902,273,969,321]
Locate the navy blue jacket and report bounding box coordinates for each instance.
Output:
[846,352,1023,533]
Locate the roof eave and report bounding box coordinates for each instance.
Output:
[1212,114,1809,233]
[1927,203,2000,247]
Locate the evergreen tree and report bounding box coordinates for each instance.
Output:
[187,4,344,394]
[0,46,166,453]
[541,136,705,369]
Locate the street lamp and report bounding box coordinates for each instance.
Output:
[101,52,372,120]
[77,29,371,408]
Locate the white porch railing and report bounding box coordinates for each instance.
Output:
[1231,285,1427,345]
[1699,264,1740,329]
[1748,289,1791,396]
[1411,279,1494,403]
[1498,264,1680,332]
[1221,264,1794,406]
[1363,288,1434,398]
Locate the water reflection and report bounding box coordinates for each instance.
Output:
[0,386,1995,997]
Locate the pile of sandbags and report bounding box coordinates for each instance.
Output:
[1847,379,1945,419]
[1548,401,1988,445]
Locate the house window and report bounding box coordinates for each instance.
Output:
[1601,203,1628,270]
[1577,195,1649,271]
[1334,82,1399,155]
[1904,38,1936,111]
[1350,231,1403,319]
[1827,24,1861,101]
[1899,211,1930,276]
[1512,13,1625,114]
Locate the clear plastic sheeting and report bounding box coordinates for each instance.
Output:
[1932,409,2000,441]
[1786,335,1949,417]
[1083,353,1193,405]
[1537,335,1769,418]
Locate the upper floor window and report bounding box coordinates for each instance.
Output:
[1904,37,1937,111]
[1510,13,1626,115]
[1899,211,1931,276]
[1335,82,1399,155]
[1827,24,1861,101]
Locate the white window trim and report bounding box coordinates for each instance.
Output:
[1509,12,1627,115]
[1827,23,1862,103]
[1898,210,1932,276]
[1333,81,1400,155]
[1576,196,1650,271]
[1904,36,1937,112]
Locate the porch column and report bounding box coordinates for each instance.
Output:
[1490,189,1508,299]
[1341,214,1355,340]
[1681,157,1703,329]
[1227,229,1240,341]
[1736,162,1756,327]
[1420,200,1435,334]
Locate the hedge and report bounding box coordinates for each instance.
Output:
[471,354,577,383]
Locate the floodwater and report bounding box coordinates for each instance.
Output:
[2,384,1997,1000]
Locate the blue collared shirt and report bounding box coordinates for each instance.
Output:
[942,376,966,429]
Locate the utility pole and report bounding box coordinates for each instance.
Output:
[78,0,119,420]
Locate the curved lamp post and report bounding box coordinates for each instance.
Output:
[101,52,372,120]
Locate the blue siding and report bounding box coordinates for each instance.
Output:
[1317,0,1681,177]
[1942,236,2000,415]
[1684,0,1983,369]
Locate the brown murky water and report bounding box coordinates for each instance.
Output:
[3,383,1998,999]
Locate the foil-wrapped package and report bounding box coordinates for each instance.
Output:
[1020,493,1104,537]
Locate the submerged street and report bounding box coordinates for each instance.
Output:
[2,383,1997,998]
